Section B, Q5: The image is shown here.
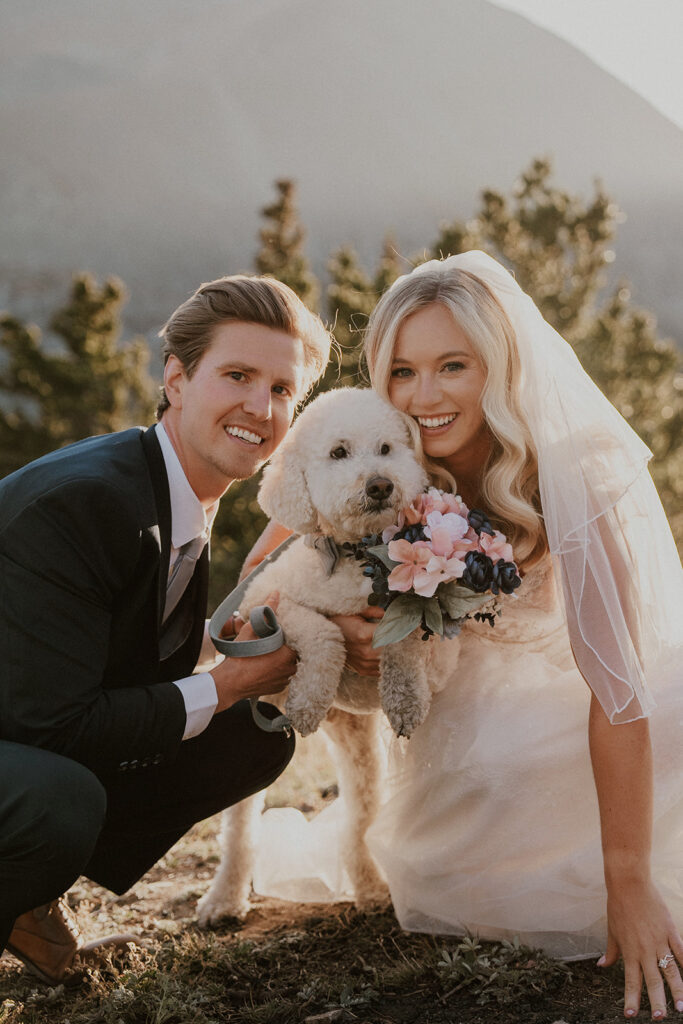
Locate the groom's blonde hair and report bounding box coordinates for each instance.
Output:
[157,275,332,417]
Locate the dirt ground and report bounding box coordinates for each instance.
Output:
[0,842,630,1024]
[0,735,644,1024]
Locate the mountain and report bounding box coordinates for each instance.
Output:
[1,0,682,344]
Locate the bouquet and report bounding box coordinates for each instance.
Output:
[347,488,521,648]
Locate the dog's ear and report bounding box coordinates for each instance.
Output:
[258,434,318,534]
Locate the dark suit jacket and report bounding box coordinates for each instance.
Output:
[0,426,209,779]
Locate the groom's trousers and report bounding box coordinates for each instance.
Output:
[0,700,294,953]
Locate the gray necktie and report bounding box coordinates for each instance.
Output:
[163,536,205,622]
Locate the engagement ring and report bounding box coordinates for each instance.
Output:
[658,953,675,970]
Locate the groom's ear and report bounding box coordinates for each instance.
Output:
[163,355,186,409]
[258,430,317,534]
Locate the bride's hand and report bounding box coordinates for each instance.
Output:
[599,878,683,1019]
[330,607,384,676]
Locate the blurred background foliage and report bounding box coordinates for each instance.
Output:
[0,158,680,608]
[0,274,156,478]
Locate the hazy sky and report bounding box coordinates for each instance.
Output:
[492,0,683,131]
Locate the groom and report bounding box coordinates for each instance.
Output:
[0,273,331,983]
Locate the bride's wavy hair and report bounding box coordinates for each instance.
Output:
[364,264,548,569]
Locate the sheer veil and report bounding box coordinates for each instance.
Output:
[410,251,682,723]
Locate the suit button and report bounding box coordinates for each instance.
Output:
[118,761,129,772]
[152,754,163,766]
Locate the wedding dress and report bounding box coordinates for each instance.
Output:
[366,556,683,959]
[252,555,683,960]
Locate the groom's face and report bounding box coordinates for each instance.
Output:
[163,320,304,501]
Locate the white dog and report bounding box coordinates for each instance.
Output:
[197,388,438,924]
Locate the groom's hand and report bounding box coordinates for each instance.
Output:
[210,593,298,711]
[218,613,245,638]
[332,607,384,677]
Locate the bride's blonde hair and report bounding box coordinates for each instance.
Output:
[364,263,548,569]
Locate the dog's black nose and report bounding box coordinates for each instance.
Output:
[365,476,394,501]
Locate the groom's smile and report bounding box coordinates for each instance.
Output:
[224,424,266,446]
[161,321,304,503]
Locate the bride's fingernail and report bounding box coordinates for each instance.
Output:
[625,1011,636,1018]
[597,955,606,966]
[675,999,683,1012]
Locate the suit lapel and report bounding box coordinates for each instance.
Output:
[140,424,172,629]
[140,423,210,669]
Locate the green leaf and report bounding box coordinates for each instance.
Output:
[371,595,423,648]
[423,596,443,636]
[366,544,399,571]
[438,582,493,620]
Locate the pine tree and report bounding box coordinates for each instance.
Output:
[256,179,320,311]
[0,274,156,477]
[429,158,682,540]
[324,245,374,390]
[431,157,617,338]
[574,287,682,542]
[325,236,405,390]
[327,245,374,351]
[374,235,404,296]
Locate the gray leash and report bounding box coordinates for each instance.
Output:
[209,535,297,735]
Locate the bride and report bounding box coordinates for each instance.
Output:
[247,251,683,1020]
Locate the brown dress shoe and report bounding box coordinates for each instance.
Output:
[6,898,140,985]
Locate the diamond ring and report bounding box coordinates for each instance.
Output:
[658,953,675,970]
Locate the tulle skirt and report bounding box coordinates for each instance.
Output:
[253,591,683,960]
[366,622,683,959]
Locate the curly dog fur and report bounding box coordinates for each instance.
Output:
[197,388,440,924]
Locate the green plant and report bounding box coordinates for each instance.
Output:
[436,935,571,1006]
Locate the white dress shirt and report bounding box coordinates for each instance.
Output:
[155,421,220,740]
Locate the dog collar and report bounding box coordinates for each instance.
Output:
[304,533,354,577]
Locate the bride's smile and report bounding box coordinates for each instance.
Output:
[387,302,489,477]
[415,413,457,432]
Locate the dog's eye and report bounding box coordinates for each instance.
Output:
[330,446,348,460]
[380,443,391,455]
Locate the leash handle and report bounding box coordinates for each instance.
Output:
[208,536,297,735]
[210,600,285,657]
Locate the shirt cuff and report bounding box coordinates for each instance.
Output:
[173,672,219,740]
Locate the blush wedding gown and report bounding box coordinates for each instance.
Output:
[252,556,683,960]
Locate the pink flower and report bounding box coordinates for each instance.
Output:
[386,539,433,592]
[413,553,467,597]
[439,491,470,518]
[381,517,403,543]
[422,488,449,516]
[451,528,479,561]
[480,530,514,564]
[423,511,469,558]
[384,489,472,542]
[415,488,468,519]
[382,496,427,541]
[403,501,425,526]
